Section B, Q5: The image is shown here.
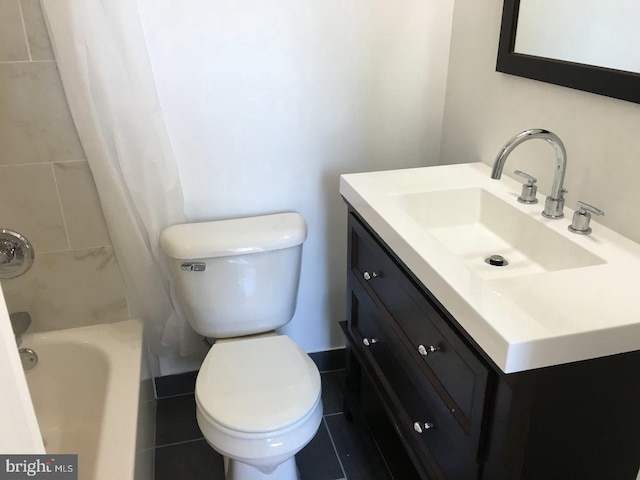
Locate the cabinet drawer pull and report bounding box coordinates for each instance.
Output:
[362,337,378,346]
[363,271,379,281]
[413,421,435,434]
[417,344,439,356]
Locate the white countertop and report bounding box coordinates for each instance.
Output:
[340,162,640,373]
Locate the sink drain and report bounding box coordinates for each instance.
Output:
[485,254,508,267]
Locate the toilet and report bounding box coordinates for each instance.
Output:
[160,212,322,480]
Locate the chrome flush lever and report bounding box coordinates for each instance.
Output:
[181,262,206,272]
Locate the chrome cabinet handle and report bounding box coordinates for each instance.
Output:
[417,344,439,356]
[413,421,435,434]
[363,271,379,281]
[362,337,378,346]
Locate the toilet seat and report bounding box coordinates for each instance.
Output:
[196,335,321,434]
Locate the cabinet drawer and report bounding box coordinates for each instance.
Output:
[349,283,480,479]
[349,213,489,433]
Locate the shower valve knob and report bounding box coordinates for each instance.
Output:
[0,246,13,264]
[0,229,34,279]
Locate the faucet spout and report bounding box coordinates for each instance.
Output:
[491,129,567,218]
[10,311,31,347]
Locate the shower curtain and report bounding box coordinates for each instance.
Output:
[41,0,200,356]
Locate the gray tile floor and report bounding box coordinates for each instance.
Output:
[154,360,392,480]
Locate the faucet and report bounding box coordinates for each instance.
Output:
[491,129,567,219]
[10,311,31,347]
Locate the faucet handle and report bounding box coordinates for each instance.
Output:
[576,201,604,217]
[568,201,605,235]
[514,170,538,204]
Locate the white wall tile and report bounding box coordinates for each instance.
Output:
[0,0,30,61]
[20,0,55,61]
[0,164,68,252]
[54,161,111,249]
[0,62,84,165]
[1,247,129,331]
[0,2,130,333]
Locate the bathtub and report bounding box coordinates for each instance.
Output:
[21,320,154,480]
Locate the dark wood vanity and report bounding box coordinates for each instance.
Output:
[342,207,640,479]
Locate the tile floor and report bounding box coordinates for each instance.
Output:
[154,351,393,480]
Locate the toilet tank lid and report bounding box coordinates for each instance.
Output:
[160,212,307,259]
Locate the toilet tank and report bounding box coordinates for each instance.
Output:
[160,213,307,338]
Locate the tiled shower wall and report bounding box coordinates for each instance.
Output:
[0,0,130,331]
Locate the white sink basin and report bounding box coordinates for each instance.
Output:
[340,163,640,373]
[392,187,604,279]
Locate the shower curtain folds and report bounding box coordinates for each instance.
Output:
[41,0,199,357]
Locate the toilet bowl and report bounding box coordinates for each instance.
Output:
[195,335,322,480]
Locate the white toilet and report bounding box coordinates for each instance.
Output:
[160,212,323,480]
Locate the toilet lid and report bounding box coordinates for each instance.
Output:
[195,335,321,433]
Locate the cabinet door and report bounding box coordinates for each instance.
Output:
[347,213,492,479]
[349,282,481,479]
[350,213,489,434]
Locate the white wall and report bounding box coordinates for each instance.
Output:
[138,0,454,355]
[441,0,640,246]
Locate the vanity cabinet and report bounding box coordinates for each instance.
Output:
[342,208,640,480]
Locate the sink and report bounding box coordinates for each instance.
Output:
[392,187,604,279]
[340,162,640,372]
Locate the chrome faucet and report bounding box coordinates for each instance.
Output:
[10,311,31,347]
[491,129,567,219]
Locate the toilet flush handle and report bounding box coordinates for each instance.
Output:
[181,262,206,272]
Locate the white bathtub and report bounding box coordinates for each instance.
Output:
[21,320,153,480]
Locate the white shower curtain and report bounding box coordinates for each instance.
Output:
[41,0,200,356]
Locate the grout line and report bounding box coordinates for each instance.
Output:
[0,159,87,168]
[22,244,112,256]
[155,437,204,449]
[323,412,345,418]
[0,59,55,64]
[17,0,33,62]
[323,417,348,480]
[49,159,88,164]
[155,391,196,400]
[319,367,347,374]
[50,163,72,250]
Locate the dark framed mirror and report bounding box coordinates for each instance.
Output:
[496,0,640,104]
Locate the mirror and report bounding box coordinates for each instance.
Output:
[496,0,640,104]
